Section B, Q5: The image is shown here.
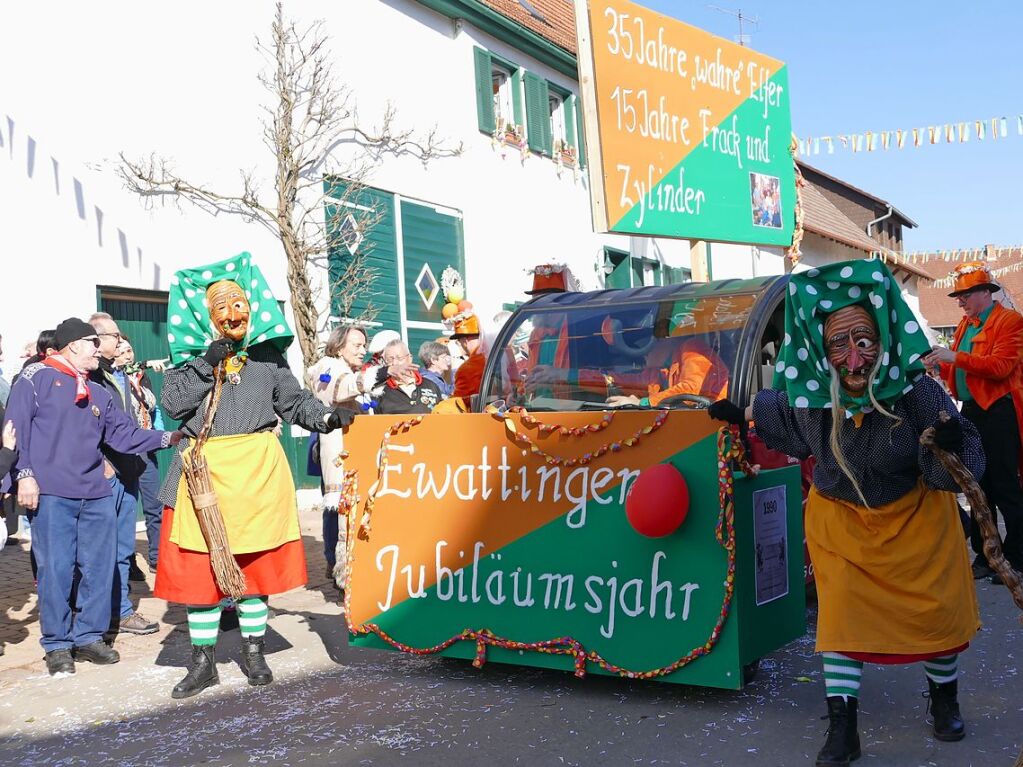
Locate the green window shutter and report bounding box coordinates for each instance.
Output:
[511,69,524,130]
[523,71,551,155]
[473,47,495,134]
[604,248,631,289]
[666,267,691,285]
[565,94,577,149]
[325,181,401,334]
[630,258,644,287]
[575,96,587,168]
[606,260,631,289]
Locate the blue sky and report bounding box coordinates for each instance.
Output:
[641,0,1022,251]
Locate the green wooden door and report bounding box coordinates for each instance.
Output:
[400,200,464,325]
[400,199,465,357]
[327,184,466,356]
[326,180,401,337]
[99,292,172,485]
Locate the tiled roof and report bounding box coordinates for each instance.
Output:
[478,0,577,53]
[801,183,879,252]
[917,249,1023,328]
[797,161,917,228]
[798,182,929,280]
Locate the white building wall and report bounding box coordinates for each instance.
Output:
[791,235,868,275]
[707,234,879,282]
[1,2,284,359]
[706,243,785,280]
[0,0,693,366]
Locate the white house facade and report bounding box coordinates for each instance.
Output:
[0,0,698,367]
[0,0,929,412]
